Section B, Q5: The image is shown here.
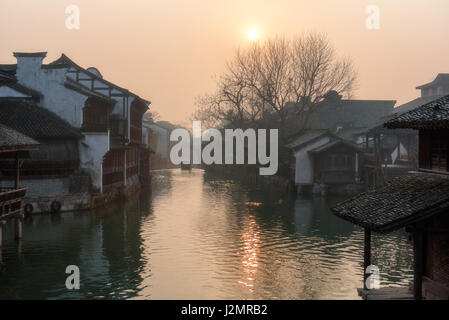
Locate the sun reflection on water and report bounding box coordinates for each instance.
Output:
[238,216,261,292]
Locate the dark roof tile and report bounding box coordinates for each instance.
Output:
[0,124,39,151]
[0,99,83,140]
[385,95,449,129]
[332,174,449,233]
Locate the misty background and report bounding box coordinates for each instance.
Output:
[1,0,449,125]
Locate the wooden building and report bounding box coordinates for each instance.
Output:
[332,94,449,300]
[0,124,39,246]
[357,121,418,190]
[287,94,396,196]
[0,52,151,212]
[286,130,362,195]
[355,74,449,190]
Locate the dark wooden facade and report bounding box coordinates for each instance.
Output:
[313,144,358,185]
[419,129,449,173]
[417,212,449,299]
[101,98,149,192]
[81,97,110,132]
[0,140,79,177]
[102,149,125,192]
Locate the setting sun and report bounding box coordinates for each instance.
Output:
[248,28,259,40]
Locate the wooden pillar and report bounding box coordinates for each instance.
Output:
[413,228,423,300]
[15,153,19,189]
[0,222,3,247]
[363,228,372,290]
[123,150,127,186]
[15,218,22,240]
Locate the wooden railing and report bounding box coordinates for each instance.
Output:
[0,188,27,219]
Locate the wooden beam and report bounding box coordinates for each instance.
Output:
[14,217,22,240]
[364,228,372,290]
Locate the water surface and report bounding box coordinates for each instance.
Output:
[0,169,413,299]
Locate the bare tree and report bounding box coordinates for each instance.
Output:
[193,73,263,129]
[194,32,357,132]
[290,33,357,128]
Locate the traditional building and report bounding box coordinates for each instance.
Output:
[332,94,449,300]
[143,119,172,169]
[287,94,396,195]
[416,73,449,98]
[357,74,449,189]
[0,52,151,213]
[286,130,362,195]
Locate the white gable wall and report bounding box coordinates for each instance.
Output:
[16,65,87,128]
[294,136,331,185]
[14,59,112,191]
[79,132,110,192]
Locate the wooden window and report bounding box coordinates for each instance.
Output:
[126,148,138,177]
[130,108,142,144]
[419,131,431,170]
[326,154,351,171]
[431,135,448,172]
[102,149,124,187]
[82,98,108,132]
[420,130,449,173]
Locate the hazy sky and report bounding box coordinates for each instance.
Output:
[1,0,449,125]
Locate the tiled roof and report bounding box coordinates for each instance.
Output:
[306,99,396,130]
[416,73,449,89]
[332,174,449,233]
[385,95,449,129]
[0,70,15,83]
[285,129,329,150]
[0,124,39,152]
[0,99,83,140]
[351,96,441,134]
[309,139,359,154]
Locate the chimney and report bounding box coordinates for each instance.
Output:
[13,52,47,83]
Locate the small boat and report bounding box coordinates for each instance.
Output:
[181,162,192,171]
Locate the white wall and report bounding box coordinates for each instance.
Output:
[15,61,87,128]
[79,132,110,191]
[294,136,331,185]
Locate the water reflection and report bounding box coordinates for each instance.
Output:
[0,169,413,299]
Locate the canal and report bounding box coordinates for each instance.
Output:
[0,169,413,299]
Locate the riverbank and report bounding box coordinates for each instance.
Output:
[22,182,143,216]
